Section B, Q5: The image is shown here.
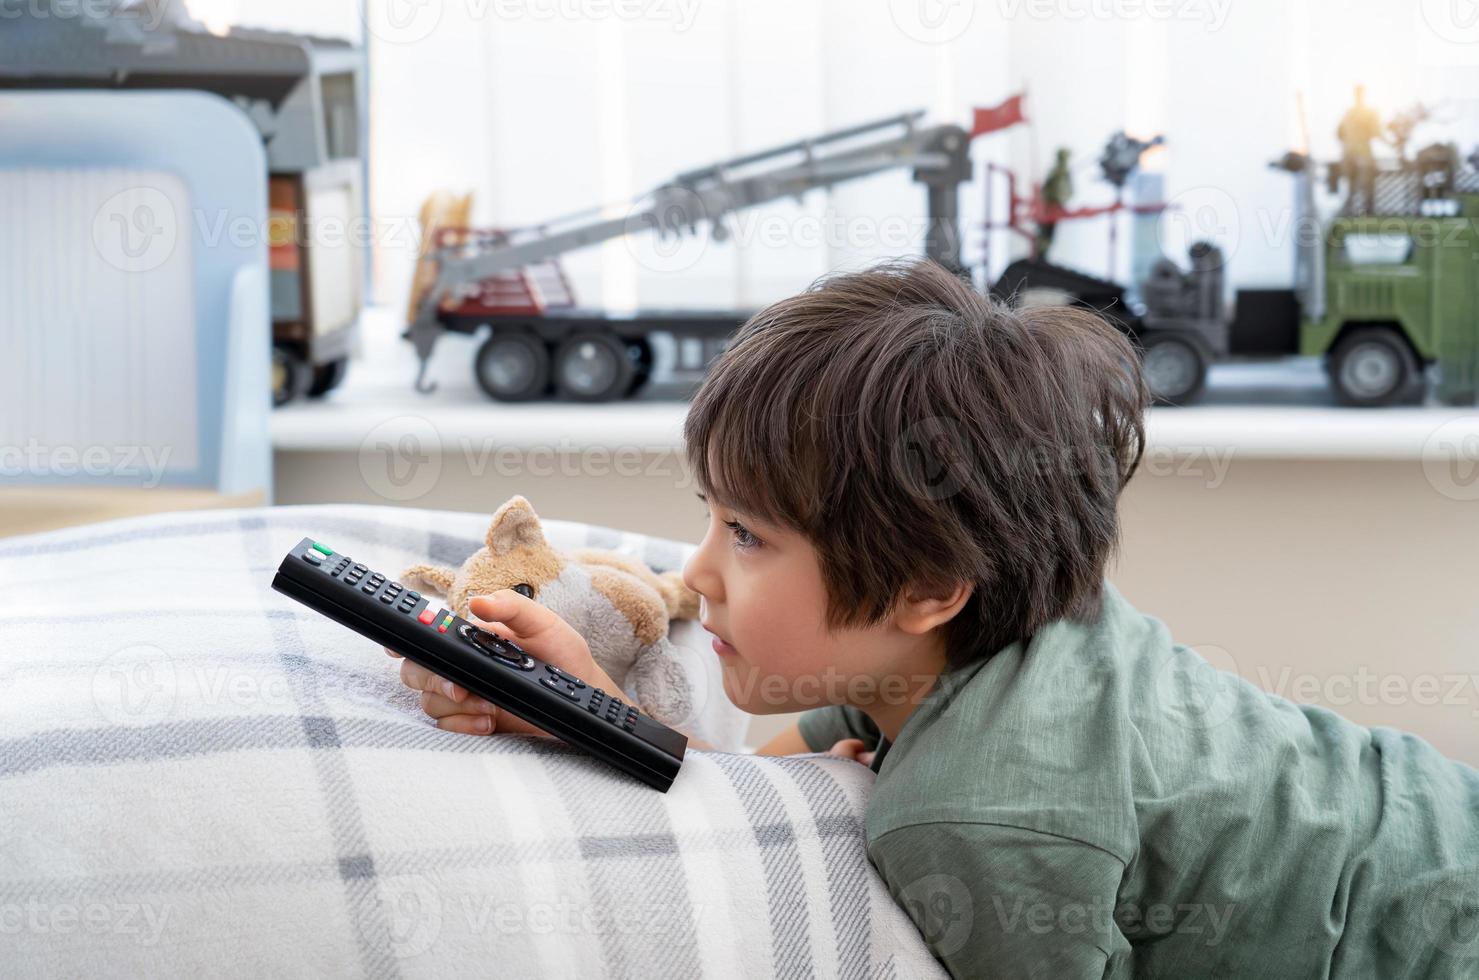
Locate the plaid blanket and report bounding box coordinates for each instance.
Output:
[0,505,944,978]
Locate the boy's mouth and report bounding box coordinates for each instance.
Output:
[701,621,738,657]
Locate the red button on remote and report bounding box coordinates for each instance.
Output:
[417,608,436,625]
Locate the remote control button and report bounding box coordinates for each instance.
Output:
[543,664,587,687]
[353,564,367,573]
[417,608,437,625]
[379,593,394,603]
[539,677,581,701]
[303,551,323,565]
[457,623,536,669]
[311,542,333,556]
[459,623,509,655]
[406,591,420,602]
[362,583,376,594]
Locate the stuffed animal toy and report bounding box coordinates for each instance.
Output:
[401,495,702,728]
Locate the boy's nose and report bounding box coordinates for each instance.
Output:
[682,546,722,603]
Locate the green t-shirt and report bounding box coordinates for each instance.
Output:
[799,581,1479,978]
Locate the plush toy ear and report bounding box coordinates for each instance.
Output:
[401,563,458,597]
[486,495,548,555]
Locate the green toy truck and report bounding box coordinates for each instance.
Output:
[1306,195,1478,406]
[1000,152,1479,407]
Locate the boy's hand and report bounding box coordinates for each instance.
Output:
[386,590,622,737]
[827,738,876,768]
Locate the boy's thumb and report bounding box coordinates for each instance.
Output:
[468,590,565,643]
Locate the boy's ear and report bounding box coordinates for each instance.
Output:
[895,581,973,635]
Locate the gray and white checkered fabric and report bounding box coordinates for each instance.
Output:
[0,506,943,979]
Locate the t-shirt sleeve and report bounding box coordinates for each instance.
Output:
[796,705,880,752]
[869,821,1130,979]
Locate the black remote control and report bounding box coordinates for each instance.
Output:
[271,537,687,791]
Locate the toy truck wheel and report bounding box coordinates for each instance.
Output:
[307,357,349,398]
[271,344,310,407]
[553,331,635,402]
[1140,333,1209,405]
[1329,327,1420,407]
[626,337,654,397]
[475,332,551,402]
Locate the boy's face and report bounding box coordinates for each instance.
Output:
[681,493,931,716]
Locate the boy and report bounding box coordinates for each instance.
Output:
[391,259,1479,978]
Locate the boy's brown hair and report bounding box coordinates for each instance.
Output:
[683,257,1148,671]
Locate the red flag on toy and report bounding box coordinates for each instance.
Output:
[972,94,1027,137]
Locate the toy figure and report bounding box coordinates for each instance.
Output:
[1337,85,1384,213]
[1036,148,1074,258]
[401,495,703,728]
[1386,102,1433,165]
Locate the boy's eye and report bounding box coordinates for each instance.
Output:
[725,519,760,550]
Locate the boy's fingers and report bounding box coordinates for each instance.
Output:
[399,658,465,702]
[421,691,547,737]
[435,713,495,736]
[420,689,498,718]
[384,646,403,659]
[827,738,866,759]
[859,752,877,767]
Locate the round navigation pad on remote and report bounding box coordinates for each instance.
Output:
[457,623,535,670]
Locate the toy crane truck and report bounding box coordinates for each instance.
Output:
[404,110,975,402]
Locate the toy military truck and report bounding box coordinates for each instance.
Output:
[995,146,1479,407]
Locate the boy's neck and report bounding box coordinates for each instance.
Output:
[855,642,948,744]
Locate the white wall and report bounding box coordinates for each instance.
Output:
[199,0,1479,314]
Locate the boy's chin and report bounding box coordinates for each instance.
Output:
[719,664,824,715]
